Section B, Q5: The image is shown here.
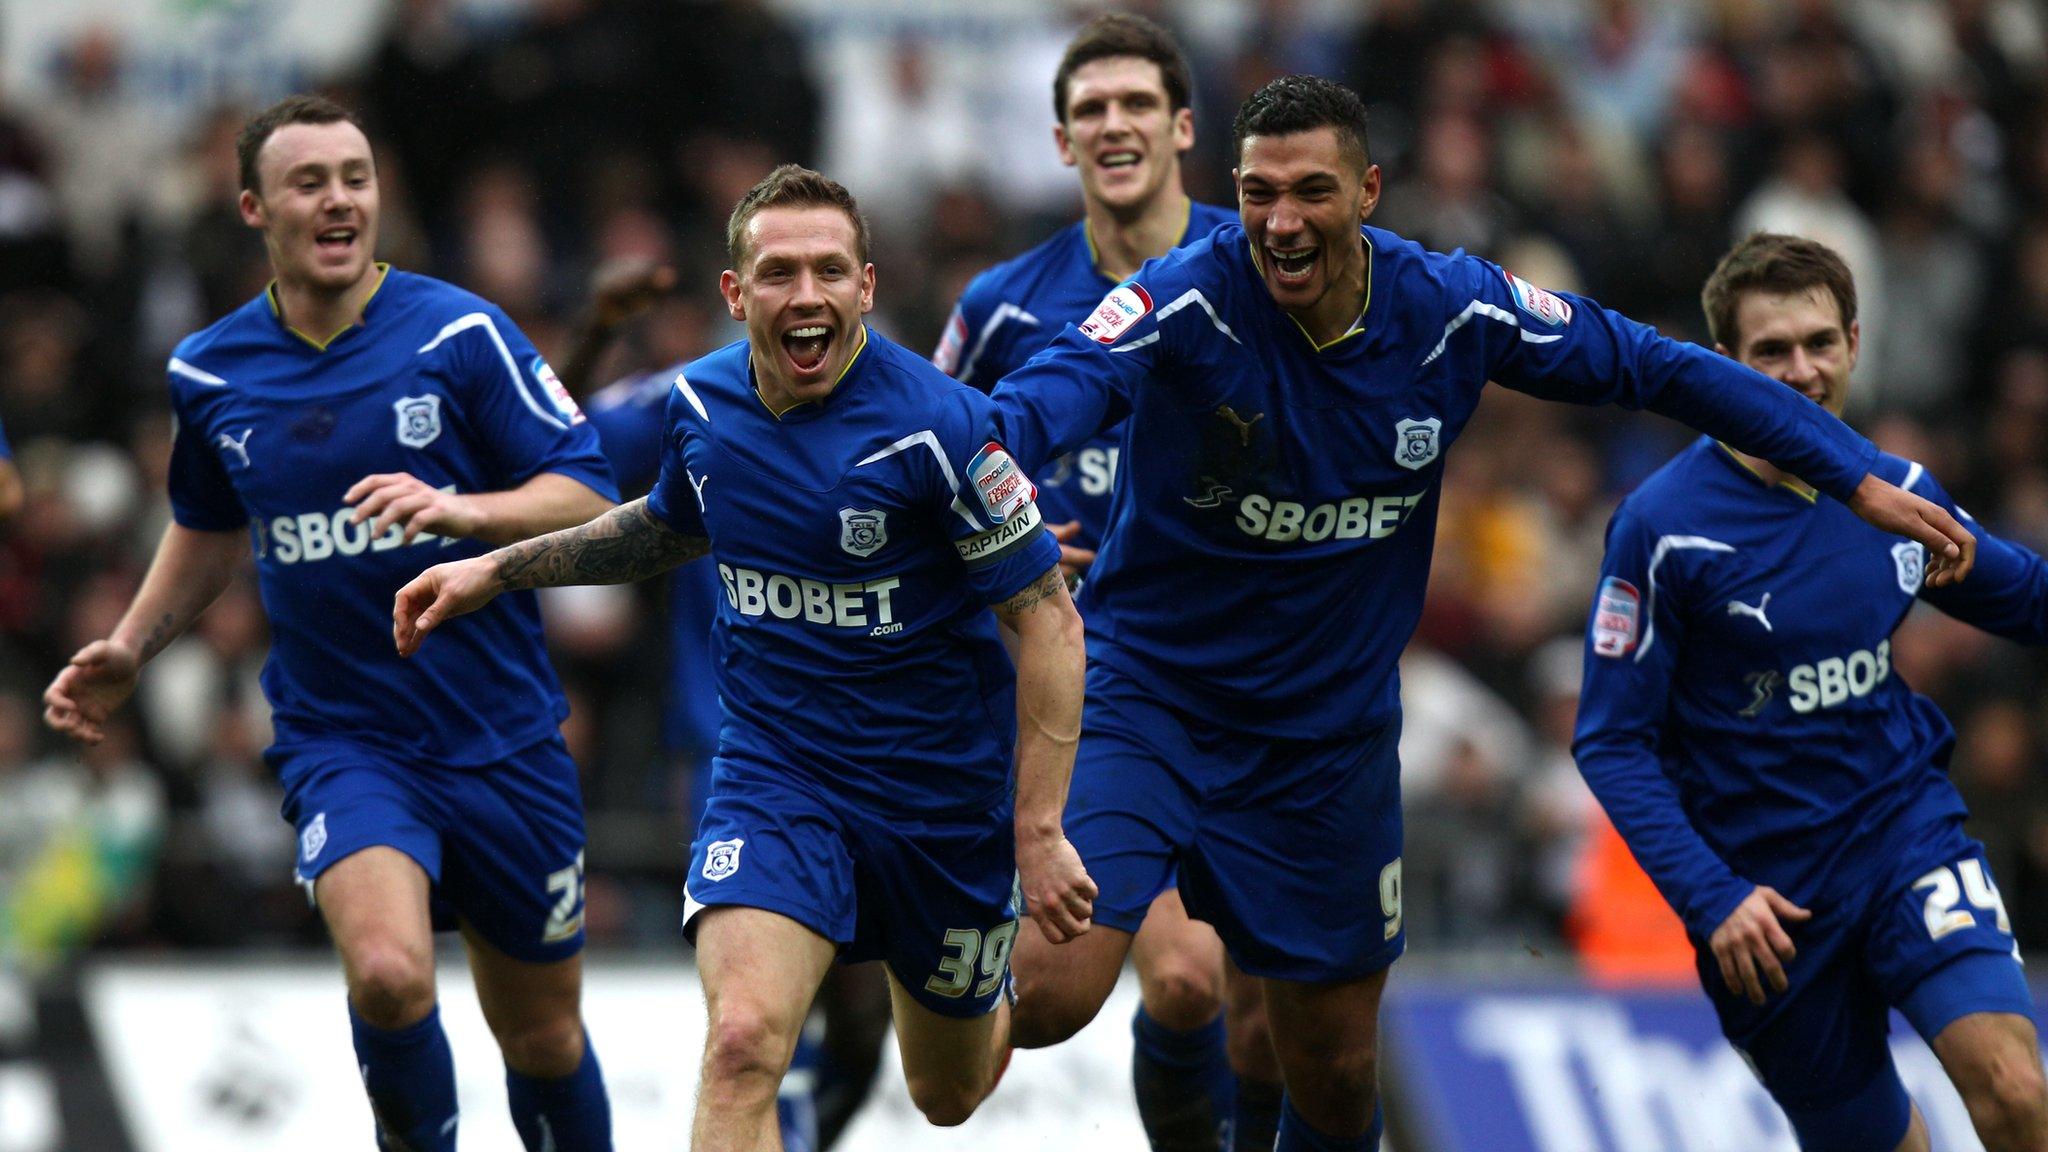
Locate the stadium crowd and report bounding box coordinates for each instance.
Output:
[2,0,2047,983]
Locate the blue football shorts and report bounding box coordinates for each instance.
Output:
[682,753,1019,1019]
[1707,836,2031,1151]
[275,735,589,964]
[1063,659,1406,982]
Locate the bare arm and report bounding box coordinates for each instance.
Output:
[993,566,1095,944]
[0,459,21,525]
[345,470,615,548]
[393,497,708,656]
[557,258,678,399]
[44,523,246,743]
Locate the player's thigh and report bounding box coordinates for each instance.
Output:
[881,964,1002,1099]
[1062,662,1204,934]
[459,920,587,1074]
[1933,1010,2048,1120]
[696,905,840,1069]
[434,738,592,965]
[1010,921,1134,1049]
[1131,888,1227,1029]
[1223,959,1280,1080]
[850,803,1018,1022]
[315,844,436,976]
[281,742,441,971]
[1182,719,1403,982]
[1261,967,1387,1079]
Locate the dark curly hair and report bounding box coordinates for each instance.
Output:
[1232,75,1371,170]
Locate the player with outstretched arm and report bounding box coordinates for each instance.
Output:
[933,14,1274,1150]
[986,76,1976,1152]
[1575,234,2048,1152]
[392,166,1094,1150]
[42,96,619,1152]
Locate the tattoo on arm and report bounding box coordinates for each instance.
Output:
[494,498,709,589]
[137,612,177,662]
[997,568,1066,618]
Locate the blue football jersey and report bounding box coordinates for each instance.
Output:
[988,223,1879,740]
[585,368,723,757]
[935,202,1237,555]
[1574,440,2048,939]
[165,268,618,766]
[646,327,1062,816]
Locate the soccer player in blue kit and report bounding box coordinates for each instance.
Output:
[390,166,1096,1150]
[986,76,1980,1152]
[1575,234,2048,1152]
[40,97,620,1152]
[934,14,1276,1151]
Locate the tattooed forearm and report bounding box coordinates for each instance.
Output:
[997,568,1067,618]
[137,612,177,662]
[493,498,709,590]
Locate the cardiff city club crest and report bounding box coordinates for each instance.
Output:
[839,507,888,557]
[393,395,442,448]
[1892,541,1925,595]
[702,838,744,882]
[1393,417,1442,471]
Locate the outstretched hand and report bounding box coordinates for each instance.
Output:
[1709,885,1812,1006]
[44,639,142,745]
[1847,474,1974,587]
[393,556,504,657]
[1017,831,1097,945]
[591,258,678,329]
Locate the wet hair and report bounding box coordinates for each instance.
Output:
[1702,233,1858,348]
[236,94,365,194]
[1053,13,1194,122]
[725,164,871,269]
[1232,75,1371,170]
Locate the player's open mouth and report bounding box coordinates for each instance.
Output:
[1099,150,1141,172]
[316,226,357,255]
[1267,246,1317,286]
[783,324,832,373]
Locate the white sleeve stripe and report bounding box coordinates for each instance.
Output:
[674,373,710,422]
[417,312,568,431]
[856,429,984,530]
[958,303,1039,386]
[1156,289,1241,344]
[1109,332,1162,354]
[1902,461,1925,493]
[168,357,227,386]
[1636,534,1736,662]
[1420,299,1558,365]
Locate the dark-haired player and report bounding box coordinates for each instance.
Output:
[1576,234,2048,1152]
[42,96,619,1151]
[989,76,1975,1152]
[935,14,1271,1150]
[392,165,1093,1149]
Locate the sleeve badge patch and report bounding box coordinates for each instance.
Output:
[968,441,1035,525]
[933,306,968,375]
[1592,576,1640,658]
[1079,282,1154,345]
[532,355,587,424]
[1505,271,1573,327]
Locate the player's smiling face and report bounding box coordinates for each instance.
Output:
[723,205,876,413]
[1056,56,1193,215]
[239,120,380,296]
[1722,286,1860,417]
[1236,127,1380,325]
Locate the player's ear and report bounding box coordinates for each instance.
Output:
[1843,319,1861,369]
[1714,341,1733,359]
[238,188,265,230]
[1171,106,1194,153]
[1054,122,1077,169]
[1358,164,1382,222]
[719,269,745,322]
[859,264,876,314]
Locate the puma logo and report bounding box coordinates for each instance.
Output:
[215,427,253,469]
[1726,592,1773,632]
[1216,405,1265,447]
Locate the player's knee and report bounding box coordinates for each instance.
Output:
[345,940,436,1028]
[1276,1033,1378,1107]
[701,1002,795,1093]
[1137,955,1223,1032]
[493,1012,586,1079]
[903,1071,985,1128]
[1962,1050,2048,1149]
